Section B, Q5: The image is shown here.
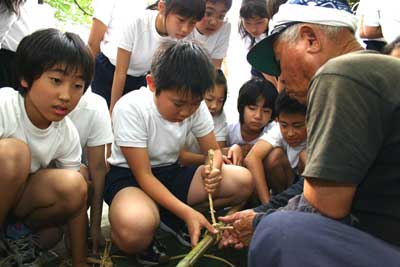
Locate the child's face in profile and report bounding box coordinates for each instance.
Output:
[204,84,225,116]
[154,89,202,122]
[278,112,307,148]
[242,16,268,38]
[243,97,272,132]
[21,64,85,129]
[196,1,227,36]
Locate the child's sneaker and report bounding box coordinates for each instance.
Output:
[0,234,18,267]
[159,221,191,247]
[136,239,169,266]
[7,234,42,267]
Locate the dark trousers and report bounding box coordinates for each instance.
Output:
[364,40,387,53]
[249,211,400,267]
[91,52,146,107]
[0,49,18,89]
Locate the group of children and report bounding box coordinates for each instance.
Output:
[0,1,312,267]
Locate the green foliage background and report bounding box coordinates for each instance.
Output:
[45,0,93,27]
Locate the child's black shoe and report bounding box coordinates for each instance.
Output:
[136,239,169,266]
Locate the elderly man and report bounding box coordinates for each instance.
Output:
[219,0,400,266]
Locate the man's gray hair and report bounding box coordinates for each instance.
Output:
[278,23,349,44]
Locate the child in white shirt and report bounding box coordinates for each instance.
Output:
[186,0,232,69]
[180,69,228,166]
[0,28,93,267]
[99,0,206,112]
[245,91,307,204]
[104,39,253,265]
[226,78,278,164]
[68,90,113,254]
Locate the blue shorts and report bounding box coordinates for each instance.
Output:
[103,163,197,226]
[91,52,146,107]
[104,163,197,206]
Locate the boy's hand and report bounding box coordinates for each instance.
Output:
[227,144,243,166]
[218,209,256,249]
[184,209,218,247]
[202,165,222,194]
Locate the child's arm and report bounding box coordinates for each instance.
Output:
[121,146,217,246]
[244,140,274,204]
[68,204,90,267]
[110,48,131,113]
[87,145,108,254]
[87,18,107,59]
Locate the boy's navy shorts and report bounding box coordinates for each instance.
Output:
[103,163,197,207]
[91,52,146,107]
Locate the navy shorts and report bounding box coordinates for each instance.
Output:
[103,163,198,226]
[104,163,197,206]
[0,49,18,89]
[91,52,146,107]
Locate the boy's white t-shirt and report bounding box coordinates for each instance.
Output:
[186,22,231,60]
[92,0,142,62]
[260,122,306,169]
[108,87,214,167]
[116,10,170,76]
[68,90,114,149]
[0,87,82,173]
[185,111,227,153]
[227,121,275,146]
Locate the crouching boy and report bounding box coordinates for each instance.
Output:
[104,39,253,265]
[0,29,93,267]
[245,91,307,204]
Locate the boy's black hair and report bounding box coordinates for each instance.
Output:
[239,0,286,48]
[275,90,307,117]
[215,69,228,107]
[0,0,26,15]
[15,28,93,94]
[207,0,232,11]
[237,78,278,124]
[151,39,215,100]
[147,0,206,21]
[383,36,400,55]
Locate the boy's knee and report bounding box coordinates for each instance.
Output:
[0,139,31,185]
[263,147,286,171]
[110,212,157,253]
[57,171,88,211]
[238,168,254,196]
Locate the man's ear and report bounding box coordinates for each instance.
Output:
[299,25,321,53]
[146,74,156,93]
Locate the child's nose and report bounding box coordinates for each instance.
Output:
[58,85,71,102]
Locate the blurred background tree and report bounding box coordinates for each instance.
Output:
[45,0,93,27]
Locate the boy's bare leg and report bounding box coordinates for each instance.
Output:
[188,164,253,209]
[0,139,30,225]
[14,169,87,228]
[13,168,88,266]
[263,148,295,193]
[108,187,159,254]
